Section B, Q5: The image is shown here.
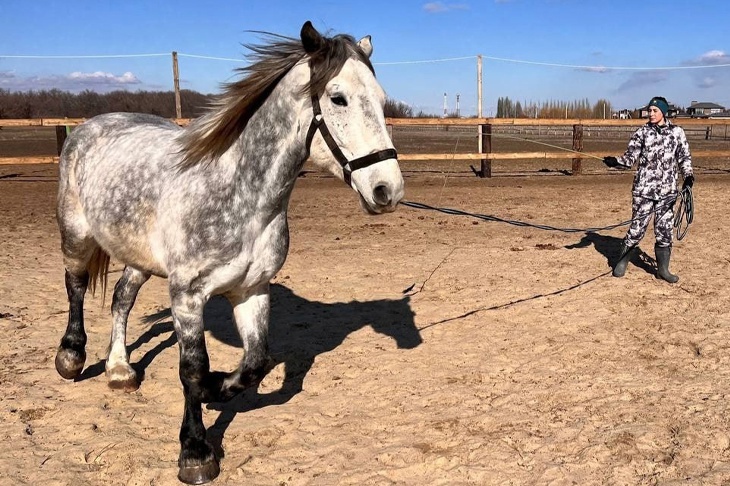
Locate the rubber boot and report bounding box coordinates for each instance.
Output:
[612,243,633,278]
[655,244,679,283]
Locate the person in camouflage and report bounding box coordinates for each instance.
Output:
[603,96,694,283]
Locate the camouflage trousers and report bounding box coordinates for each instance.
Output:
[623,195,676,248]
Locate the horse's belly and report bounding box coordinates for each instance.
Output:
[94,224,167,277]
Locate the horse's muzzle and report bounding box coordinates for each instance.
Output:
[361,180,404,214]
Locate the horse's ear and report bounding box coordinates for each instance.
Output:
[357,35,373,58]
[301,21,323,54]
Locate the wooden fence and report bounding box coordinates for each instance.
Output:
[2,117,730,177]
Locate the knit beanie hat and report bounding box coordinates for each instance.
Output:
[648,97,669,116]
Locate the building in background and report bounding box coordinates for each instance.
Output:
[686,101,727,118]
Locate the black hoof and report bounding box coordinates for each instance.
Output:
[178,458,220,485]
[55,347,86,380]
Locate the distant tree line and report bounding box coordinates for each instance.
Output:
[0,88,214,119]
[0,89,619,120]
[0,88,422,119]
[497,96,614,119]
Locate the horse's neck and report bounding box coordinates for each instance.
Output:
[226,88,308,207]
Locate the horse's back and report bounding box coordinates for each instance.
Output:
[57,113,183,275]
[60,112,180,181]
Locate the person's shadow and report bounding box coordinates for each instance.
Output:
[565,232,656,276]
[82,283,420,458]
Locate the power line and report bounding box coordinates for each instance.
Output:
[374,56,476,66]
[176,53,245,62]
[2,51,729,71]
[0,53,169,59]
[481,55,730,70]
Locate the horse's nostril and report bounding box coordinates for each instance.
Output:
[373,185,391,206]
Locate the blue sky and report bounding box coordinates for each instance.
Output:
[1,0,728,116]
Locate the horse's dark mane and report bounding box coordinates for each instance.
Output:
[178,30,374,168]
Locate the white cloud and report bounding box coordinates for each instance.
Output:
[67,71,139,84]
[615,70,668,93]
[578,66,609,73]
[423,2,469,13]
[696,76,717,89]
[679,51,730,92]
[696,50,730,65]
[0,70,141,92]
[684,50,730,66]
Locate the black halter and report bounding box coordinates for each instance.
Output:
[304,94,397,186]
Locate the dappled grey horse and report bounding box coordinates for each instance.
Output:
[55,21,403,484]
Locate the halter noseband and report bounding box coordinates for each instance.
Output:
[304,94,397,186]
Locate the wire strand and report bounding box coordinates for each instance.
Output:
[480,55,730,70]
[0,53,169,59]
[489,132,606,160]
[3,52,728,71]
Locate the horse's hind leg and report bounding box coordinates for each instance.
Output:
[55,268,90,379]
[56,241,108,379]
[106,266,150,391]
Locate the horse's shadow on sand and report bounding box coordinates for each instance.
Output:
[82,283,420,457]
[565,232,656,275]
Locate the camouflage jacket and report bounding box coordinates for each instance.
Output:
[616,120,693,199]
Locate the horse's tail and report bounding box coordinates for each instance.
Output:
[87,247,111,305]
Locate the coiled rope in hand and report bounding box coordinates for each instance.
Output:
[674,185,693,240]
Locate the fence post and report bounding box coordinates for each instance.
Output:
[172,51,182,119]
[571,124,583,175]
[55,125,69,155]
[479,123,492,178]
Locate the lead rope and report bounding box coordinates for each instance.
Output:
[402,188,693,237]
[401,129,694,239]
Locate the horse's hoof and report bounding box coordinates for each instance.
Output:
[106,365,139,392]
[178,458,220,485]
[107,376,140,392]
[55,347,86,380]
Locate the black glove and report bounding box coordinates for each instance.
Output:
[683,175,694,189]
[603,156,619,168]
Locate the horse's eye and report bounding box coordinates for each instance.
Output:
[331,96,347,107]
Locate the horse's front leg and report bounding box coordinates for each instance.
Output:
[106,267,150,391]
[170,283,220,484]
[219,282,274,399]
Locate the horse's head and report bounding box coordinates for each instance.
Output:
[301,21,404,215]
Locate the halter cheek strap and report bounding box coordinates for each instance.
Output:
[304,95,397,186]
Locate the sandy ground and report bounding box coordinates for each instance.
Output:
[1,163,730,486]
